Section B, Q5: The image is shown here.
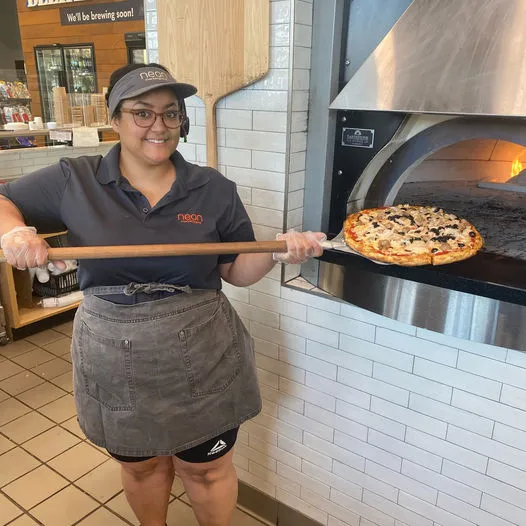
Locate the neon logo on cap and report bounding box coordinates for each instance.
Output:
[140,71,169,81]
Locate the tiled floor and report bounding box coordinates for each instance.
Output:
[0,323,266,526]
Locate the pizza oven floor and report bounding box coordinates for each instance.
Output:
[395,181,526,260]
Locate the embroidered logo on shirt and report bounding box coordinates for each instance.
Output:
[177,213,203,224]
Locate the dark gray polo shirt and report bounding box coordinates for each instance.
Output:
[0,144,255,291]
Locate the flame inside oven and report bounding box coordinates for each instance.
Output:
[510,158,523,180]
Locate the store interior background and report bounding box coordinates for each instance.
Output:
[0,1,24,81]
[0,0,147,150]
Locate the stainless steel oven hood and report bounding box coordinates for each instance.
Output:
[330,0,526,117]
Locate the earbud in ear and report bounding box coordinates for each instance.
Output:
[180,116,190,143]
[180,98,190,143]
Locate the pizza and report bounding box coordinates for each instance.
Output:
[343,204,483,266]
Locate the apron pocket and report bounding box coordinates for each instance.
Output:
[178,297,241,398]
[79,320,135,411]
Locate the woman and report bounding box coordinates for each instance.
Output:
[0,64,324,526]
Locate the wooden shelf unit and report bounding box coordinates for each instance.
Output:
[0,232,79,339]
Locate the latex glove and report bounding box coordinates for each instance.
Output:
[34,259,76,284]
[273,230,327,264]
[0,226,66,272]
[35,266,51,283]
[48,259,77,276]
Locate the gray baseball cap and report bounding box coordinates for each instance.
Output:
[108,66,197,118]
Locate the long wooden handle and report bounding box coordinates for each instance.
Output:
[205,99,219,169]
[0,240,287,263]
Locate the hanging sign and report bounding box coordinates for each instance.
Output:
[59,0,144,25]
[27,0,88,7]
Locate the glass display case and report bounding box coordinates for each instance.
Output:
[34,44,97,122]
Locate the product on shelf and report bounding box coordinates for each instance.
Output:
[52,86,71,126]
[18,105,31,122]
[3,105,32,123]
[0,80,33,133]
[91,94,107,126]
[70,105,84,127]
[65,93,108,127]
[0,81,31,100]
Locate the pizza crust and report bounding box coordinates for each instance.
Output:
[431,226,483,265]
[370,251,431,266]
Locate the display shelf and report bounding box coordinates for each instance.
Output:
[0,98,32,104]
[18,300,80,327]
[0,232,79,339]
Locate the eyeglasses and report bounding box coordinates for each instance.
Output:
[120,108,184,129]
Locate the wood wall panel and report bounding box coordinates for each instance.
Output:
[16,0,145,121]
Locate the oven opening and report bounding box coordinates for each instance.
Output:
[394,139,526,262]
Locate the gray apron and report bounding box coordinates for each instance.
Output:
[71,284,262,456]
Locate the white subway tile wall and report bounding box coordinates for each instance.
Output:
[107,1,526,525]
[0,143,115,182]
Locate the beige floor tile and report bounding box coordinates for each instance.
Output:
[0,340,36,359]
[171,475,186,498]
[52,321,74,337]
[3,464,69,510]
[89,442,110,458]
[31,357,71,380]
[7,515,40,526]
[48,441,108,481]
[16,381,66,409]
[76,458,123,503]
[0,389,8,403]
[23,426,81,462]
[61,415,86,438]
[42,337,72,357]
[180,493,191,505]
[49,370,73,392]
[0,448,41,487]
[30,485,98,526]
[77,507,130,526]
[61,351,73,363]
[106,492,140,525]
[166,499,199,526]
[0,493,23,525]
[0,398,31,426]
[0,435,15,455]
[11,348,56,369]
[0,360,24,381]
[0,371,45,396]
[38,394,77,423]
[24,329,64,347]
[0,411,54,444]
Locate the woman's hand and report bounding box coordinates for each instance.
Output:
[273,230,326,264]
[0,226,66,273]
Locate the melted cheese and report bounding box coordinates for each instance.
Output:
[353,205,475,255]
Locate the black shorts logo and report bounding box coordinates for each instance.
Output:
[207,439,227,456]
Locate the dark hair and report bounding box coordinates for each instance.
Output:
[106,63,181,118]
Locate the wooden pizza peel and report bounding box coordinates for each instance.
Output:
[157,0,270,169]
